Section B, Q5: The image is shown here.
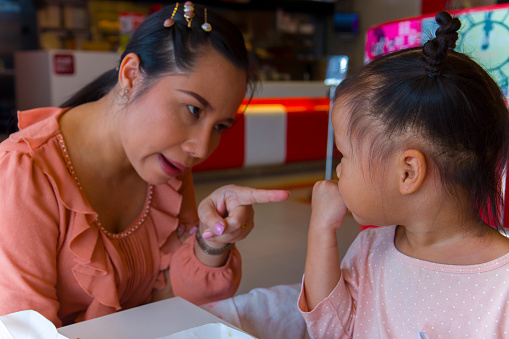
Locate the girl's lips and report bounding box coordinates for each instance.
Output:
[158,154,186,177]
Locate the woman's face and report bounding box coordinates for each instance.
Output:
[120,49,247,184]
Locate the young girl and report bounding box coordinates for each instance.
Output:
[299,11,509,338]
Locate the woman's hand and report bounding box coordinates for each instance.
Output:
[193,184,289,267]
[198,184,290,246]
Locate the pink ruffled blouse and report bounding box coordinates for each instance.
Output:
[0,107,241,327]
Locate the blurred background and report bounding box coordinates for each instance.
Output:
[0,0,505,133]
[1,0,507,293]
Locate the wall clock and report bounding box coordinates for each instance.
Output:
[456,8,509,97]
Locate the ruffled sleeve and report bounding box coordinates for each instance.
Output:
[169,236,241,305]
[0,148,63,326]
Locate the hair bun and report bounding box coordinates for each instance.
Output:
[422,11,461,76]
[435,11,461,48]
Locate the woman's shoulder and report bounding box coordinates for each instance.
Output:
[0,107,66,154]
[0,108,93,213]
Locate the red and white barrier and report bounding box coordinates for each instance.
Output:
[193,97,332,172]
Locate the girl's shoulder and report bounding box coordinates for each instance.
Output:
[344,225,397,261]
[357,225,397,243]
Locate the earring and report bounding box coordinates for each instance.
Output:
[163,2,179,28]
[183,1,195,28]
[201,8,212,32]
[115,89,129,106]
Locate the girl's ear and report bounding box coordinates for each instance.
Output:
[118,53,141,89]
[398,149,426,195]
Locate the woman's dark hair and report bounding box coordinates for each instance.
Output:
[334,11,509,230]
[60,2,254,107]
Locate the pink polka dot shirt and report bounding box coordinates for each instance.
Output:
[298,226,509,338]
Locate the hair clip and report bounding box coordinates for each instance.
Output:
[183,1,195,28]
[163,2,179,27]
[201,8,212,32]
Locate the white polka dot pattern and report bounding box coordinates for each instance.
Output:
[298,226,509,338]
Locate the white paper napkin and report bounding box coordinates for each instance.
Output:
[158,323,256,339]
[0,310,68,339]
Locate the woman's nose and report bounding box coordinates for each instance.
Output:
[182,129,213,160]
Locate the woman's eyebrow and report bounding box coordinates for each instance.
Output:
[178,90,211,109]
[224,117,235,125]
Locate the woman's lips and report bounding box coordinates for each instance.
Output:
[158,154,185,177]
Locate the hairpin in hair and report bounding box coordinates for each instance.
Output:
[183,1,195,28]
[201,8,211,32]
[163,2,179,27]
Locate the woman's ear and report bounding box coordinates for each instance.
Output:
[398,149,426,195]
[118,53,141,89]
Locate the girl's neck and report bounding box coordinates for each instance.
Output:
[394,223,509,265]
[390,175,509,265]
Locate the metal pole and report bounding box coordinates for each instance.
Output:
[325,86,336,180]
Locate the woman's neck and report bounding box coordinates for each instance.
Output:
[59,95,138,186]
[59,95,149,233]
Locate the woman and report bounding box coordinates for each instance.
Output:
[0,2,288,327]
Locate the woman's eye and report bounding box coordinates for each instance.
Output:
[187,105,202,118]
[215,124,230,133]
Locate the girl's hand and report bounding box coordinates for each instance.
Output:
[310,180,348,232]
[197,184,290,247]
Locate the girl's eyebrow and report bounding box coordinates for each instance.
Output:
[178,90,211,109]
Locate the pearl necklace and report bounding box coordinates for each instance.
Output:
[57,134,153,239]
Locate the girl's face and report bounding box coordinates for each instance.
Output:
[120,49,247,185]
[332,103,394,226]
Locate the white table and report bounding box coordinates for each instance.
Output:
[58,297,233,339]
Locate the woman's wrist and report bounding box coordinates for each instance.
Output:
[195,230,235,255]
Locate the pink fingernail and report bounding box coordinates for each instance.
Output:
[177,225,185,235]
[214,222,225,235]
[189,226,198,235]
[202,230,214,240]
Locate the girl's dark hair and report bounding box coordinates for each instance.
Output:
[60,3,254,107]
[335,11,509,230]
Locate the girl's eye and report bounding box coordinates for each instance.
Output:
[215,124,230,133]
[187,105,202,118]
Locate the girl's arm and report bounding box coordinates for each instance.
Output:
[304,180,348,310]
